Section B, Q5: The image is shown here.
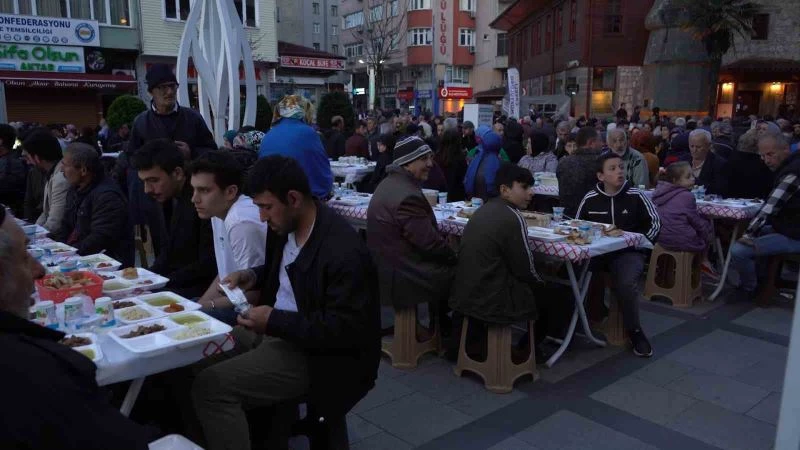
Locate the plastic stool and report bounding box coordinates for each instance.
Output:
[381,304,439,369]
[644,244,703,308]
[453,317,537,393]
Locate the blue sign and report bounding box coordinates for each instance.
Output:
[415,89,432,99]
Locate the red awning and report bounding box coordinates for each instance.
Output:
[0,71,137,90]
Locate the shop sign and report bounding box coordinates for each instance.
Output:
[379,86,397,96]
[433,0,453,65]
[439,87,472,99]
[353,87,366,95]
[397,89,414,101]
[416,89,432,99]
[2,78,134,90]
[0,13,99,47]
[280,55,345,70]
[0,43,84,73]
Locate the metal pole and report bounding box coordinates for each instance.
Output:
[431,6,438,116]
[775,271,800,449]
[368,65,376,112]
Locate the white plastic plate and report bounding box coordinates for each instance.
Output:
[60,332,103,363]
[115,303,165,325]
[109,318,182,357]
[79,254,123,272]
[112,268,170,290]
[137,292,201,314]
[103,279,137,299]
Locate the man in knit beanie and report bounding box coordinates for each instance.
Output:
[367,136,456,347]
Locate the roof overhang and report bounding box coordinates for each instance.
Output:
[490,0,531,31]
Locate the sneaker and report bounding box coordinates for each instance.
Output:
[701,261,720,281]
[629,329,653,358]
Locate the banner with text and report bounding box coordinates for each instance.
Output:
[439,86,472,99]
[507,67,520,119]
[280,55,345,70]
[0,14,99,47]
[433,0,453,65]
[0,43,84,73]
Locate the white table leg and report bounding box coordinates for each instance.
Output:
[712,218,725,270]
[709,222,742,302]
[120,377,145,417]
[545,261,606,367]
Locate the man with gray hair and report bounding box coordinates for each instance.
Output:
[0,207,157,448]
[52,143,133,266]
[710,121,735,159]
[555,121,571,154]
[730,131,800,300]
[605,128,649,187]
[689,128,729,197]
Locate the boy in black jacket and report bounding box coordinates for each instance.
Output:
[576,152,661,357]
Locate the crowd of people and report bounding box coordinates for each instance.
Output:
[1,62,799,449]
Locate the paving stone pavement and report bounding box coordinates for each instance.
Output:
[289,292,792,450]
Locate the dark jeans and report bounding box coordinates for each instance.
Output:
[590,250,646,332]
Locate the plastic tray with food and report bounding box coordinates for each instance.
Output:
[35,271,104,303]
[109,318,181,357]
[39,242,78,257]
[163,311,232,349]
[78,254,123,272]
[526,226,566,242]
[113,267,170,290]
[102,279,138,299]
[115,301,165,325]
[138,292,201,314]
[59,332,104,363]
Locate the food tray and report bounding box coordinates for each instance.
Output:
[79,254,123,272]
[35,271,104,303]
[102,279,138,299]
[114,300,166,325]
[22,224,49,238]
[527,227,566,242]
[444,216,469,224]
[330,196,371,206]
[137,292,201,314]
[60,332,103,363]
[38,242,78,257]
[112,268,170,290]
[109,312,232,357]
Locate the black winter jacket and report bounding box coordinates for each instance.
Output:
[0,312,158,449]
[556,147,602,218]
[127,104,217,158]
[257,204,381,418]
[695,151,730,197]
[56,175,134,267]
[149,181,216,298]
[576,181,661,244]
[0,151,27,217]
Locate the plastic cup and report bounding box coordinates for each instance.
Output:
[63,297,84,332]
[552,206,565,223]
[437,192,448,206]
[471,197,484,208]
[94,296,116,328]
[59,260,79,273]
[32,300,58,329]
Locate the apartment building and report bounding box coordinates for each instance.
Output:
[493,0,653,118]
[0,0,140,125]
[137,0,278,107]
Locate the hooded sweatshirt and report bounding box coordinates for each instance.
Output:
[651,181,712,252]
[464,125,503,201]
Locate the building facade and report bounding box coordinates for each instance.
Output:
[137,0,278,109]
[472,0,514,109]
[340,0,479,115]
[716,0,800,119]
[493,0,653,118]
[0,0,140,126]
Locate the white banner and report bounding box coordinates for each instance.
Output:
[433,0,452,65]
[0,14,100,47]
[0,43,85,73]
[507,67,520,119]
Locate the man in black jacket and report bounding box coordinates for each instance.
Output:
[0,123,27,217]
[576,152,661,358]
[557,126,604,218]
[192,156,380,450]
[132,139,215,298]
[0,207,157,450]
[690,129,729,197]
[324,115,347,159]
[54,143,134,266]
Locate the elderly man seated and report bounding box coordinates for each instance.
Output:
[605,128,649,188]
[367,136,456,331]
[689,129,729,197]
[0,207,157,449]
[51,143,133,267]
[730,131,800,297]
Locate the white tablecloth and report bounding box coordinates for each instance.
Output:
[330,163,375,184]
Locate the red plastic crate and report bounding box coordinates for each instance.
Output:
[35,271,104,303]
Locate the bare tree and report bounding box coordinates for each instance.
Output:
[348,0,409,95]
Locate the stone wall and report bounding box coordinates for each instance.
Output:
[616,66,644,111]
[722,1,800,65]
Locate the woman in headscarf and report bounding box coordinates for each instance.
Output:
[463,125,503,201]
[258,95,333,199]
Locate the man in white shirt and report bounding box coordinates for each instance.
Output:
[188,151,267,322]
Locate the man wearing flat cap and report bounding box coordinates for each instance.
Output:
[367,136,456,329]
[125,63,218,255]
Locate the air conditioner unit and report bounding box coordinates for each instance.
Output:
[469,46,476,54]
